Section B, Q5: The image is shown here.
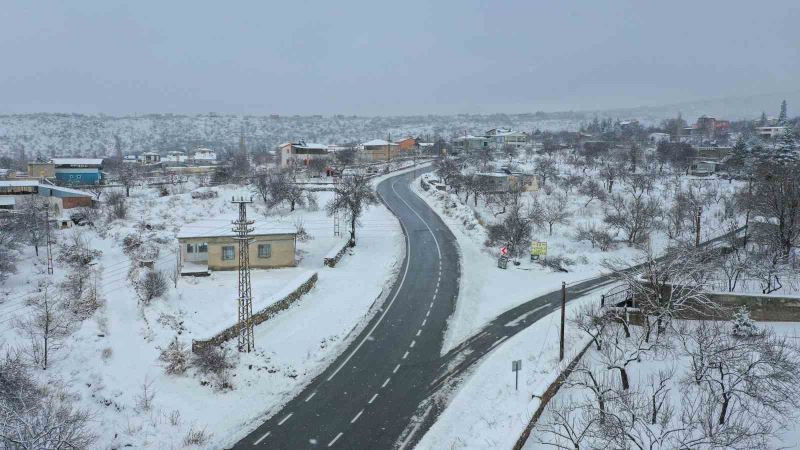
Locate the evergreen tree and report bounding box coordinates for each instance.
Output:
[774,126,797,164]
[759,111,768,126]
[778,99,788,125]
[727,135,749,174]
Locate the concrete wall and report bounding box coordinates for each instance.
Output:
[179,234,296,271]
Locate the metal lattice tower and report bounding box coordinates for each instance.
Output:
[232,196,255,352]
[333,191,341,237]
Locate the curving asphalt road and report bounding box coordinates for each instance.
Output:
[230,167,743,449]
[232,168,461,449]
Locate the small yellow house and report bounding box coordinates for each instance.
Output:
[178,222,297,273]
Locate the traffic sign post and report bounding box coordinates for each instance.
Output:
[512,360,522,390]
[530,241,547,261]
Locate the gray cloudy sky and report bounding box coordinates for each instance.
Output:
[1,1,798,115]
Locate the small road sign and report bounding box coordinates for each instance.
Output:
[512,359,522,390]
[530,241,547,261]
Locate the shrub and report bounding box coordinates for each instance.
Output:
[158,337,190,375]
[136,270,168,305]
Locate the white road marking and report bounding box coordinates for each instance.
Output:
[326,199,413,382]
[305,391,316,402]
[326,178,444,383]
[402,351,409,359]
[393,364,401,373]
[421,319,427,327]
[368,393,379,404]
[490,336,509,349]
[504,304,550,328]
[426,310,430,317]
[328,432,343,447]
[397,403,434,450]
[351,409,364,423]
[253,431,271,445]
[429,301,434,307]
[410,340,416,348]
[278,413,293,426]
[416,329,421,336]
[382,377,391,388]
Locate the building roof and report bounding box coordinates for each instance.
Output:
[0,197,15,206]
[51,158,104,166]
[362,139,398,147]
[0,180,94,197]
[294,143,328,150]
[0,180,39,187]
[177,220,297,239]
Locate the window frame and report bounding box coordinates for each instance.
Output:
[222,245,235,261]
[258,243,272,259]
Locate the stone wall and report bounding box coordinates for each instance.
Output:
[191,272,318,353]
[323,241,351,267]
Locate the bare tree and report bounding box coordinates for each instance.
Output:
[116,163,141,197]
[135,270,168,305]
[604,193,661,245]
[326,174,379,246]
[532,192,571,236]
[0,214,20,284]
[578,179,607,207]
[15,196,47,256]
[534,157,559,187]
[16,280,73,370]
[486,188,533,258]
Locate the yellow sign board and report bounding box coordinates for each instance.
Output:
[530,241,547,257]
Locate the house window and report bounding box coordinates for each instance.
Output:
[258,244,272,259]
[222,246,235,260]
[198,243,208,253]
[186,244,194,253]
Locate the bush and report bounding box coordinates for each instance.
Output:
[183,426,212,446]
[192,345,234,376]
[538,255,575,273]
[159,337,190,375]
[105,191,127,220]
[136,270,168,305]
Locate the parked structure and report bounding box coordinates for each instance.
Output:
[689,158,722,176]
[51,158,103,184]
[486,128,528,148]
[473,171,538,193]
[279,141,330,168]
[0,180,95,212]
[177,222,297,272]
[361,139,400,161]
[648,132,671,144]
[192,148,217,163]
[756,126,787,139]
[163,151,188,164]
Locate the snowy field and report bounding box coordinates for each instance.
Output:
[524,321,800,450]
[412,157,744,353]
[0,170,409,448]
[415,294,597,450]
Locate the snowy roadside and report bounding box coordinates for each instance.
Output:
[0,177,405,449]
[415,294,596,450]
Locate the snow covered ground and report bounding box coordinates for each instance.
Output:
[415,294,596,450]
[0,171,406,448]
[412,157,744,353]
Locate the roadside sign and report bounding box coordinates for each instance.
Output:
[501,246,508,257]
[512,360,522,390]
[530,241,547,260]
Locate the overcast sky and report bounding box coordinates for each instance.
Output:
[1,1,798,116]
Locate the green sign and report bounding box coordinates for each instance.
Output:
[530,241,547,257]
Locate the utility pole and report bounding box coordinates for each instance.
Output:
[45,204,53,275]
[333,190,341,237]
[232,196,255,352]
[387,133,391,164]
[559,281,566,361]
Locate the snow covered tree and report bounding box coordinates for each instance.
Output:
[16,280,73,370]
[730,307,759,337]
[15,196,47,256]
[159,336,190,375]
[326,174,379,247]
[578,179,607,207]
[486,188,533,259]
[778,99,788,125]
[773,126,798,164]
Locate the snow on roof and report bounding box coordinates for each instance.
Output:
[0,180,39,187]
[40,184,94,197]
[177,220,297,239]
[51,158,104,166]
[0,197,15,206]
[362,139,398,147]
[295,143,328,150]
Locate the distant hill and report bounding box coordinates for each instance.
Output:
[0,91,796,158]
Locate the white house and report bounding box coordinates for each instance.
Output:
[163,151,188,163]
[648,132,671,144]
[756,126,787,139]
[279,141,331,168]
[486,128,528,147]
[192,148,217,163]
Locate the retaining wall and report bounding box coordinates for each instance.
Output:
[191,272,318,353]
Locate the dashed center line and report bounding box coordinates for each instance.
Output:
[278,412,293,426]
[410,340,416,348]
[393,364,401,374]
[382,377,391,388]
[253,431,271,446]
[416,329,421,336]
[368,393,379,404]
[328,432,343,447]
[426,310,430,317]
[351,409,364,423]
[421,318,427,327]
[402,351,409,359]
[305,391,316,402]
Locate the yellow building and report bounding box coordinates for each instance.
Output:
[178,222,297,272]
[361,139,400,161]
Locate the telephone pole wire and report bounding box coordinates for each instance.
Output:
[232,196,255,352]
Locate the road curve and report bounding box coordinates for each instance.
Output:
[231,167,461,449]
